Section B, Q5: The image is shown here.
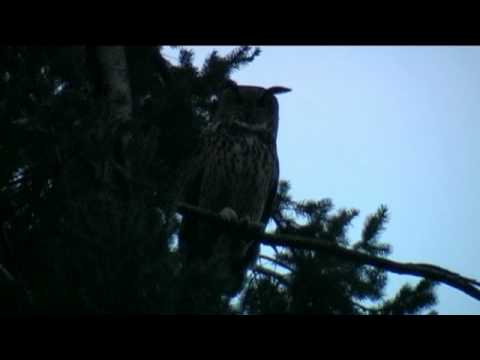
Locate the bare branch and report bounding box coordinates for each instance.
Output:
[176,202,480,302]
[178,202,264,233]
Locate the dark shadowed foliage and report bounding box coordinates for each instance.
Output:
[0,46,437,314]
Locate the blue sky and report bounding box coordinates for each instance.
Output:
[164,46,480,315]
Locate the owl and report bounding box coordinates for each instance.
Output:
[178,82,291,296]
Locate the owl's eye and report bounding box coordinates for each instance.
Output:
[224,82,243,104]
[231,89,244,104]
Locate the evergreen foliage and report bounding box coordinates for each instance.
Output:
[242,181,437,314]
[0,46,437,314]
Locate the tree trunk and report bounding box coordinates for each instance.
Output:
[96,46,132,123]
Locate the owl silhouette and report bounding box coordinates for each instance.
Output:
[179,81,291,296]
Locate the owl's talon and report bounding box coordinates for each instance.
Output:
[238,215,253,227]
[219,207,239,222]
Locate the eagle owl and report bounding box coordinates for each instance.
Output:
[179,82,291,296]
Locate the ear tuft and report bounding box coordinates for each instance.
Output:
[267,86,291,95]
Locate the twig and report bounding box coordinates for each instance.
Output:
[0,263,14,282]
[253,266,290,287]
[259,254,295,272]
[353,301,375,314]
[176,202,480,302]
[0,263,33,306]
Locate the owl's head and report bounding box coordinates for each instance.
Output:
[214,83,291,141]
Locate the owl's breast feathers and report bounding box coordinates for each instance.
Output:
[178,119,279,260]
[198,121,279,223]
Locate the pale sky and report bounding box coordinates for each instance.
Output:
[164,46,480,315]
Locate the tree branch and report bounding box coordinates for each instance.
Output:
[259,254,295,272]
[253,266,290,287]
[352,301,376,314]
[0,262,33,307]
[176,202,480,302]
[0,263,14,282]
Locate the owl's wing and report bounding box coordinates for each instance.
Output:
[260,153,279,227]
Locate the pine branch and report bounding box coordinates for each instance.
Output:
[253,266,290,287]
[352,301,374,314]
[177,202,480,302]
[259,254,295,272]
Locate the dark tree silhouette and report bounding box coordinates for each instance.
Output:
[0,46,470,314]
